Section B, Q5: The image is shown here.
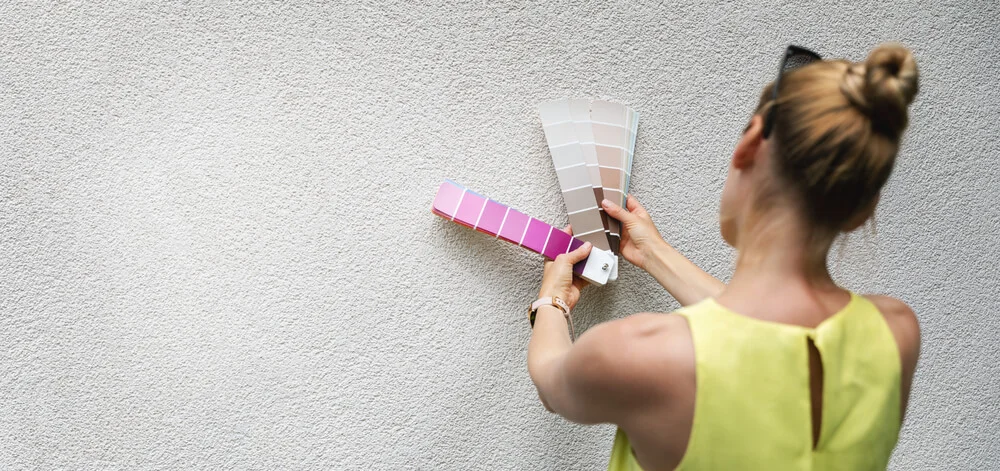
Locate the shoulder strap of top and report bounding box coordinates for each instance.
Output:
[810,294,902,464]
[672,299,815,469]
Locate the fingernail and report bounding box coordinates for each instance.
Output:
[601,199,610,206]
[584,242,592,248]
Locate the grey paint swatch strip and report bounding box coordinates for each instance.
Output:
[539,99,611,251]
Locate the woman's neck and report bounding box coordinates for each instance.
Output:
[727,211,837,296]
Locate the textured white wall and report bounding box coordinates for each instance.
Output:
[2,1,997,469]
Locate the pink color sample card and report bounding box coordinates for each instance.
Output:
[431,180,617,285]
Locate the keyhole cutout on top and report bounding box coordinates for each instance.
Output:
[807,338,824,450]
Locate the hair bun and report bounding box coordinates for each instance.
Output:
[862,44,919,136]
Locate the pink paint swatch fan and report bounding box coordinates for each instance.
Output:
[432,99,639,286]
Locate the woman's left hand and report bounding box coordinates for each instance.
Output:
[538,225,593,310]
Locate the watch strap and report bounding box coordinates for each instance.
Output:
[528,296,575,341]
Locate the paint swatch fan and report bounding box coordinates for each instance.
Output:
[431,99,638,286]
[537,99,639,279]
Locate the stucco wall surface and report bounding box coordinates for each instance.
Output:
[2,1,998,469]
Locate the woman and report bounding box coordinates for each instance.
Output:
[526,44,921,470]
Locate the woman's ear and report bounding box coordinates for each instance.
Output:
[732,115,765,170]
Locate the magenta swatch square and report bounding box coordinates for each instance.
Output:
[453,192,486,227]
[497,210,529,243]
[543,229,572,259]
[476,200,507,234]
[432,181,464,218]
[521,218,550,253]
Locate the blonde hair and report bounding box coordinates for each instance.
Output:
[752,44,919,236]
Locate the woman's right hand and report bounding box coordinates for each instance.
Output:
[601,195,666,272]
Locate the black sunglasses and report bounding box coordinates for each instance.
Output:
[762,45,823,139]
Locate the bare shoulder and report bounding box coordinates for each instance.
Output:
[595,312,694,358]
[572,312,695,399]
[863,295,920,342]
[602,311,692,339]
[862,295,921,372]
[627,312,696,366]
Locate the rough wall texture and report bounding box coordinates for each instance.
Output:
[1,1,998,469]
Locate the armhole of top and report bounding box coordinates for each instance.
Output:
[859,295,908,425]
[667,309,698,471]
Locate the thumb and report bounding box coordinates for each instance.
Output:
[602,199,636,225]
[564,241,593,264]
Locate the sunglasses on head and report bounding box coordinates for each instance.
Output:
[762,45,823,139]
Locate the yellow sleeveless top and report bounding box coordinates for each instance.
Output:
[607,292,902,471]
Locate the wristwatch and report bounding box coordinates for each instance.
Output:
[528,296,570,328]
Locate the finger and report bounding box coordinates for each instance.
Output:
[626,195,650,218]
[601,199,636,225]
[562,241,592,264]
[572,277,588,291]
[618,224,630,245]
[561,224,574,236]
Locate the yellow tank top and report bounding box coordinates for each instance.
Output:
[607,292,902,471]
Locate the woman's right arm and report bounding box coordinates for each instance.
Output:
[602,196,725,306]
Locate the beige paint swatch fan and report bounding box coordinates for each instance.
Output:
[538,99,639,281]
[430,99,638,285]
